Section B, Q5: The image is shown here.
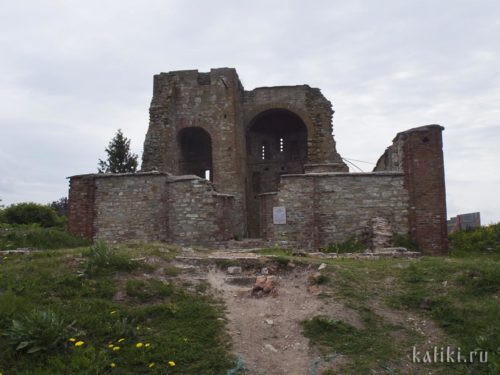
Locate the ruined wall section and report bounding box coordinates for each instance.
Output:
[67,173,236,245]
[260,173,409,249]
[167,176,235,244]
[142,68,246,236]
[375,125,448,255]
[243,86,347,169]
[142,73,177,172]
[93,174,169,242]
[67,175,96,239]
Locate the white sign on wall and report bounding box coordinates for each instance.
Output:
[273,206,287,224]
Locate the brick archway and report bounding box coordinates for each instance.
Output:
[177,127,213,180]
[245,108,308,237]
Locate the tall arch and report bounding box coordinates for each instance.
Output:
[245,109,308,236]
[178,127,213,180]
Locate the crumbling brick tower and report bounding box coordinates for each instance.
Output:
[141,68,347,237]
[68,67,447,254]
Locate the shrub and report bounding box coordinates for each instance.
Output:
[82,241,138,276]
[0,225,90,250]
[3,203,60,227]
[3,307,75,354]
[391,233,419,251]
[49,197,68,217]
[321,236,366,253]
[449,222,500,256]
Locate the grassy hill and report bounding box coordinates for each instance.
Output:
[0,223,498,374]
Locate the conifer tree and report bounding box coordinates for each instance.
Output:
[98,129,138,173]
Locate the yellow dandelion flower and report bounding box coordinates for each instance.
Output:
[168,360,176,367]
[108,344,114,349]
[148,362,156,368]
[112,346,121,351]
[145,343,151,348]
[117,338,125,343]
[110,363,117,368]
[69,338,76,342]
[136,342,144,348]
[75,341,85,347]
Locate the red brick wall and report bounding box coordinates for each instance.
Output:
[215,193,236,241]
[67,175,96,240]
[259,193,277,240]
[400,125,448,255]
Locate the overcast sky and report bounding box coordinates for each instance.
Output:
[0,0,499,224]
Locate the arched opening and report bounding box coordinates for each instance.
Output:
[178,127,213,181]
[246,109,308,236]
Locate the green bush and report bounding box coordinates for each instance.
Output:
[321,236,366,253]
[82,241,138,276]
[449,222,500,256]
[3,203,60,227]
[391,233,419,251]
[0,225,90,250]
[3,307,75,354]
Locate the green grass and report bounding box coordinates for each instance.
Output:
[449,222,500,256]
[300,252,499,374]
[320,236,366,254]
[388,256,500,373]
[0,224,90,250]
[1,224,498,374]
[302,308,401,373]
[0,243,234,374]
[82,241,139,277]
[295,224,500,374]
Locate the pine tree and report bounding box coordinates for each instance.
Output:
[98,129,138,173]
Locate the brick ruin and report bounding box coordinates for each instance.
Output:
[67,68,448,255]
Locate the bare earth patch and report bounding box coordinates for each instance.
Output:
[206,263,363,375]
[132,248,451,375]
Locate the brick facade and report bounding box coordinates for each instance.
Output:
[67,68,448,254]
[374,125,448,254]
[68,172,235,245]
[259,173,409,249]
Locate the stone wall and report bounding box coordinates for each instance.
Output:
[67,172,236,245]
[260,173,409,249]
[375,125,448,255]
[167,176,235,244]
[243,86,346,167]
[141,68,247,236]
[67,175,96,239]
[141,69,348,237]
[68,68,447,254]
[94,174,169,242]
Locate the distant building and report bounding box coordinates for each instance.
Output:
[447,212,481,233]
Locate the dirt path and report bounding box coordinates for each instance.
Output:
[166,248,447,375]
[208,267,325,375]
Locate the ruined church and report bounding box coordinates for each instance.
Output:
[67,68,448,255]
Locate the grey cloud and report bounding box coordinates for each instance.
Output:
[0,0,498,224]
